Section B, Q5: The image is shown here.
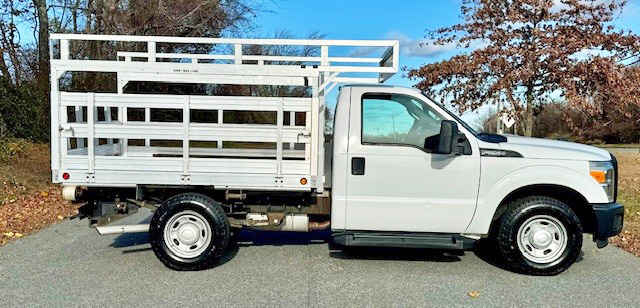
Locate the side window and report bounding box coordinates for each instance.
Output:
[362,94,443,148]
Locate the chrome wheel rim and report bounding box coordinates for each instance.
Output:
[517,215,568,264]
[163,210,212,259]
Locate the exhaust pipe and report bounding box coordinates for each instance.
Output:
[62,186,86,201]
[308,221,330,231]
[246,213,330,232]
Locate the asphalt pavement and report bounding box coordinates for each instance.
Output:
[1,208,640,307]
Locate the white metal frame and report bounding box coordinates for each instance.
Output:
[50,33,399,192]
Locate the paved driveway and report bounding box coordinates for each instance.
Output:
[1,208,640,307]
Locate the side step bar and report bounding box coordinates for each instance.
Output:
[331,230,476,250]
[95,224,150,235]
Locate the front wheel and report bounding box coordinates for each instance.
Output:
[496,196,583,275]
[149,193,230,271]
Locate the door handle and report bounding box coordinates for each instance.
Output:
[351,157,365,175]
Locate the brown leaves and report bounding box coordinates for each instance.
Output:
[611,229,640,257]
[0,141,78,247]
[610,153,640,257]
[408,0,640,134]
[0,186,78,246]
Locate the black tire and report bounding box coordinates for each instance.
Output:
[496,196,582,276]
[149,193,230,271]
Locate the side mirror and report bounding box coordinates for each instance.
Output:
[437,120,459,154]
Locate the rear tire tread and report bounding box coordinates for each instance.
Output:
[149,193,230,271]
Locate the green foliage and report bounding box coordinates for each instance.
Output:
[0,81,49,142]
[0,138,33,164]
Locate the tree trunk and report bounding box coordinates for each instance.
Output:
[33,0,50,89]
[1,26,22,84]
[525,84,534,137]
[0,47,11,80]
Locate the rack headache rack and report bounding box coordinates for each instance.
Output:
[49,33,399,192]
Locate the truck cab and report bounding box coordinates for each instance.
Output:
[329,85,623,275]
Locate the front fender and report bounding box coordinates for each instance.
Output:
[464,164,608,235]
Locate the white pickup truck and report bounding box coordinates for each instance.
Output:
[50,34,623,275]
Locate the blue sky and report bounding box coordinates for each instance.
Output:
[254,0,640,126]
[255,0,465,87]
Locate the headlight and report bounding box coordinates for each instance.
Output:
[590,161,615,202]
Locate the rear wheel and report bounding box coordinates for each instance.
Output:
[149,193,230,271]
[496,196,582,275]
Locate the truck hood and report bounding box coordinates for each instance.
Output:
[497,134,612,161]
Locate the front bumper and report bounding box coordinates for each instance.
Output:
[592,202,624,241]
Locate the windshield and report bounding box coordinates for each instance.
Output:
[421,94,479,136]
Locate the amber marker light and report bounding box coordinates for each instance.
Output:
[300,178,307,185]
[590,170,606,183]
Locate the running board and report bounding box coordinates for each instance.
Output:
[95,224,150,235]
[331,231,476,250]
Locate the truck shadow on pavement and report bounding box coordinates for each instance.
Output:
[109,227,463,264]
[329,247,463,262]
[111,230,241,268]
[108,221,584,269]
[234,228,332,246]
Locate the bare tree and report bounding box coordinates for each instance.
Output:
[0,0,264,141]
[34,0,49,88]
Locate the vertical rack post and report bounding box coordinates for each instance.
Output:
[305,106,311,162]
[87,93,95,178]
[144,107,150,146]
[320,45,329,90]
[182,96,190,181]
[217,109,223,148]
[276,98,284,181]
[234,44,242,64]
[51,78,60,176]
[50,38,61,180]
[120,104,128,156]
[317,46,329,193]
[310,76,319,189]
[147,42,156,62]
[60,39,69,60]
[117,76,125,94]
[317,83,326,193]
[392,42,400,72]
[61,101,69,154]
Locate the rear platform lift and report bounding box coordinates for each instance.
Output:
[49,34,398,234]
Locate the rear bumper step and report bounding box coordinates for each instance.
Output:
[95,224,150,235]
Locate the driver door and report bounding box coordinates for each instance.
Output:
[345,88,481,233]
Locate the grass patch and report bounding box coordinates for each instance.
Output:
[0,139,51,204]
[598,144,640,148]
[610,153,640,256]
